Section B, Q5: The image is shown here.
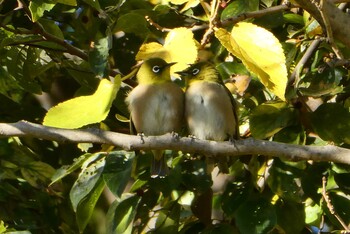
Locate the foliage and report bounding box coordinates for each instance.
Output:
[1,0,350,233]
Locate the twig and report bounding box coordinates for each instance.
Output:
[1,121,350,165]
[200,0,220,47]
[289,38,322,86]
[322,176,350,232]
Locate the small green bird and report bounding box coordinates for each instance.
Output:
[177,61,239,171]
[126,58,184,177]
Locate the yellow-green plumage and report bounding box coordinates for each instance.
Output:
[126,58,184,177]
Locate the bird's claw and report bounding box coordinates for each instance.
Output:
[137,133,145,144]
[171,131,180,141]
[188,134,196,142]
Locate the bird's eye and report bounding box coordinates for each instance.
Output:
[152,65,161,73]
[192,68,200,76]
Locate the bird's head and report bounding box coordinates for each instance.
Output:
[136,58,176,85]
[176,62,220,86]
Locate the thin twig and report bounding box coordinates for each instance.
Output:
[289,38,322,86]
[200,0,220,47]
[322,176,350,232]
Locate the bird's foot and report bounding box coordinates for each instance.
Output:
[137,133,145,144]
[188,134,196,142]
[171,131,180,141]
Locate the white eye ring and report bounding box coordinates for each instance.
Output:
[152,65,161,73]
[192,68,200,75]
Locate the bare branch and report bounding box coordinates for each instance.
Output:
[1,121,350,165]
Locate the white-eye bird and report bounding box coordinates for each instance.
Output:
[126,58,184,177]
[177,61,239,171]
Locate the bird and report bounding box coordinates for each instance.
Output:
[177,61,239,172]
[126,58,184,178]
[177,61,239,225]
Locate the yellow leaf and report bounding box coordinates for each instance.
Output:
[43,77,121,129]
[215,23,288,101]
[135,27,198,76]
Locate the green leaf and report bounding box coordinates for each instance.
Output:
[6,47,42,94]
[202,223,238,234]
[29,0,56,22]
[38,18,64,39]
[20,161,55,188]
[70,154,105,212]
[311,103,350,144]
[221,180,252,217]
[89,35,110,78]
[236,198,277,234]
[56,0,77,6]
[106,195,141,234]
[250,102,297,139]
[155,201,181,233]
[305,201,322,225]
[43,77,121,128]
[50,153,92,185]
[103,151,134,198]
[267,160,303,202]
[76,177,105,233]
[221,0,259,21]
[113,13,150,38]
[275,200,305,233]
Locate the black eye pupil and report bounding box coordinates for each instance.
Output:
[152,66,161,73]
[192,68,200,75]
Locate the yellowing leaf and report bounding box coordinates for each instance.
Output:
[136,27,198,76]
[43,77,121,128]
[215,23,288,101]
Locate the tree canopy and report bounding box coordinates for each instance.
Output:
[1,0,350,233]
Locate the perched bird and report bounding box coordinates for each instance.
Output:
[126,58,184,178]
[177,61,239,171]
[177,61,239,225]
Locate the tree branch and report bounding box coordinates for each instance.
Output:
[1,121,350,164]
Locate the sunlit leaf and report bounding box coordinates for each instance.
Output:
[215,23,288,101]
[29,0,55,22]
[89,35,110,77]
[43,77,121,128]
[56,0,77,6]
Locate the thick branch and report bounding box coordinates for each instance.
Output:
[293,0,350,48]
[1,121,350,164]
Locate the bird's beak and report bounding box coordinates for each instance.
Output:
[165,62,177,67]
[175,71,189,76]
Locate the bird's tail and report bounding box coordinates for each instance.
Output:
[151,150,169,178]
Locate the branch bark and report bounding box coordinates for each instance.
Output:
[1,121,350,165]
[293,0,350,48]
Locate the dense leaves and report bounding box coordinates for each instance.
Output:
[1,0,350,233]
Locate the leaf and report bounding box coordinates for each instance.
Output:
[20,161,56,188]
[106,195,141,234]
[221,0,259,21]
[250,102,297,139]
[236,198,277,234]
[50,153,92,185]
[70,155,105,212]
[56,0,77,6]
[275,200,305,233]
[311,103,350,144]
[29,0,55,22]
[76,178,105,233]
[215,23,288,101]
[43,77,121,128]
[103,151,134,198]
[89,35,110,77]
[113,13,150,38]
[221,180,252,216]
[136,27,198,76]
[155,201,181,233]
